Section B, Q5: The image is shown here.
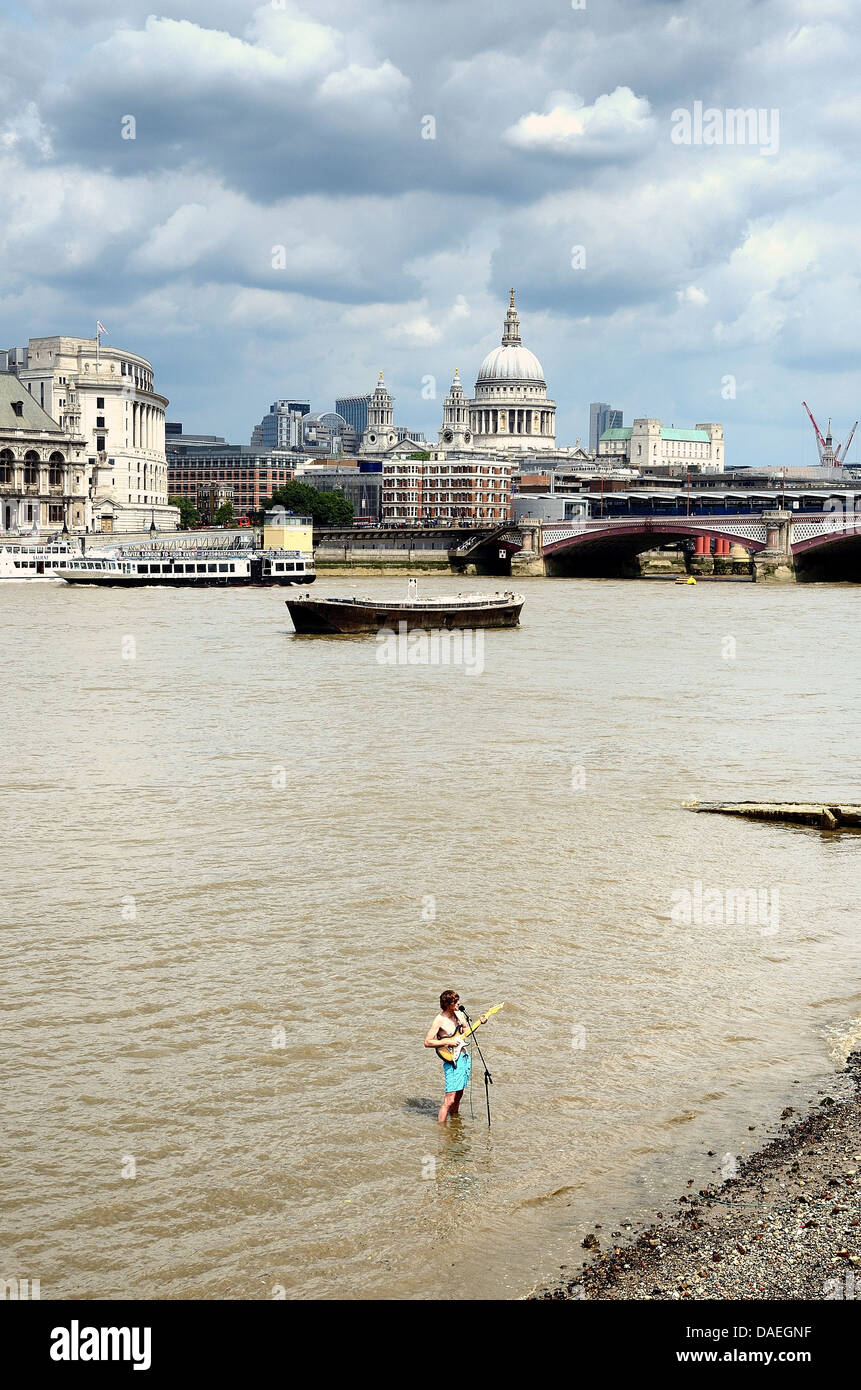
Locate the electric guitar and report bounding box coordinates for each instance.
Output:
[437,1003,505,1063]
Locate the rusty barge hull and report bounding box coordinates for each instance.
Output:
[684,800,861,831]
[285,595,523,634]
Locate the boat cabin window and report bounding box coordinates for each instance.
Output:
[228,563,235,572]
[207,564,217,572]
[138,564,149,574]
[196,564,206,573]
[285,562,296,571]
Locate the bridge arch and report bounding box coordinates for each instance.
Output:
[792,528,861,582]
[542,520,764,578]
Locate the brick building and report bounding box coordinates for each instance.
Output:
[382,454,512,522]
[166,434,302,520]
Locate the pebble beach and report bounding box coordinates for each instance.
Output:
[535,1051,861,1301]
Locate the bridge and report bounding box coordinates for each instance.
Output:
[522,510,861,581]
[312,511,861,581]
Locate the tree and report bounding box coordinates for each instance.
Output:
[214,501,235,526]
[170,495,200,529]
[318,490,354,525]
[258,480,354,526]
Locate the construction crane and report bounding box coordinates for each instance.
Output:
[839,420,858,464]
[802,402,858,466]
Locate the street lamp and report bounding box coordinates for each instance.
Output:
[150,509,157,538]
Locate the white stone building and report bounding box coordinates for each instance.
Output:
[598,419,725,472]
[17,336,178,532]
[438,291,556,454]
[0,372,89,534]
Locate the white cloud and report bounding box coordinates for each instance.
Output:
[317,60,410,105]
[244,2,344,73]
[0,101,53,157]
[131,204,224,273]
[504,87,654,158]
[677,286,709,305]
[86,17,290,88]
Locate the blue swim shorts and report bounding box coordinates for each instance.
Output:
[442,1047,471,1093]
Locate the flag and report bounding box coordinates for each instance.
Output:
[97,321,108,337]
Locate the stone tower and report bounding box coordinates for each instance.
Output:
[438,368,473,452]
[360,372,397,453]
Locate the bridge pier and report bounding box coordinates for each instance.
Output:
[729,542,753,576]
[511,524,546,576]
[753,510,795,583]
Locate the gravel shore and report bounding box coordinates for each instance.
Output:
[535,1050,861,1301]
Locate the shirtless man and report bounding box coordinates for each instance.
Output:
[424,990,487,1124]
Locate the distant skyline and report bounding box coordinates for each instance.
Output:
[2,0,860,467]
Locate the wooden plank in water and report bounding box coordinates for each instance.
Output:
[683,800,861,830]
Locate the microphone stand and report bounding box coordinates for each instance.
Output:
[460,1006,493,1127]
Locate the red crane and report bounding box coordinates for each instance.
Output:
[802,401,827,463]
[802,403,857,466]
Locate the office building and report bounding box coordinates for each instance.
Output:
[335,395,371,437]
[166,439,302,519]
[251,400,310,450]
[589,403,623,455]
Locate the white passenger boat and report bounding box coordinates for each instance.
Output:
[59,548,315,587]
[0,542,103,580]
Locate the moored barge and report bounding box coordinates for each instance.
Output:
[285,590,523,633]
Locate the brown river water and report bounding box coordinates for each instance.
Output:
[2,574,860,1300]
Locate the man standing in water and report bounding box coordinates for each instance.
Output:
[424,990,486,1123]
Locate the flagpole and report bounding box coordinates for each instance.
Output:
[96,323,100,369]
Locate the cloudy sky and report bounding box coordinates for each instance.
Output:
[2,0,859,466]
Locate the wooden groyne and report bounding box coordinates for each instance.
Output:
[684,800,861,831]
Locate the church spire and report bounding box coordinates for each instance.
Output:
[502,288,521,346]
